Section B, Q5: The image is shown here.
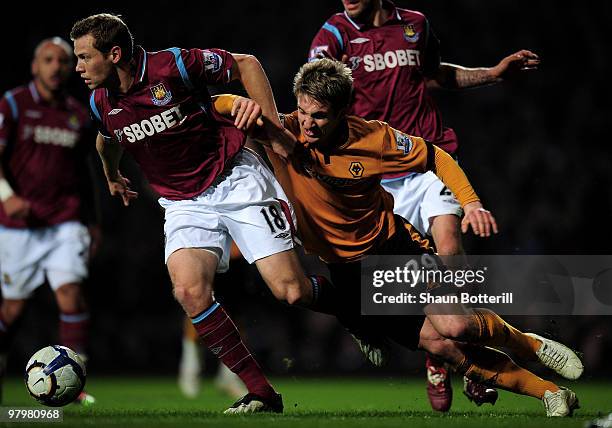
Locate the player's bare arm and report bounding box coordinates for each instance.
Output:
[230,54,297,158]
[427,50,540,89]
[95,133,138,206]
[0,145,31,219]
[213,94,297,157]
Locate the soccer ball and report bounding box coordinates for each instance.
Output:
[24,345,86,406]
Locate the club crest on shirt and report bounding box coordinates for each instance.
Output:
[349,161,365,178]
[403,24,419,42]
[150,82,172,106]
[395,131,413,154]
[2,273,11,286]
[67,114,80,130]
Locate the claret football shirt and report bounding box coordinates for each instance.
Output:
[90,46,246,200]
[309,0,459,161]
[0,82,91,228]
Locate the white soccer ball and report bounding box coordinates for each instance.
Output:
[24,345,86,407]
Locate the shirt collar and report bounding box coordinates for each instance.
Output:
[28,81,41,104]
[113,46,147,98]
[133,46,148,84]
[28,80,67,108]
[343,0,402,31]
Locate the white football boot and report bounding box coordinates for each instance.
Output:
[525,333,584,380]
[542,387,579,417]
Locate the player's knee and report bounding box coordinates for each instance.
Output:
[269,277,307,306]
[172,277,213,308]
[55,283,82,300]
[435,238,463,256]
[431,215,463,256]
[419,338,446,357]
[55,283,85,313]
[435,317,470,341]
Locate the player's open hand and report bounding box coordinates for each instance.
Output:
[2,194,31,220]
[492,49,540,80]
[107,173,138,207]
[461,201,498,237]
[231,96,264,131]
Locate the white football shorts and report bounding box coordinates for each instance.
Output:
[381,171,463,235]
[0,221,90,300]
[159,149,297,273]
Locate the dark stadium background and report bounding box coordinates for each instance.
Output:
[1,1,610,377]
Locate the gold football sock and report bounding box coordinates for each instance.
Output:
[471,309,541,361]
[456,346,559,399]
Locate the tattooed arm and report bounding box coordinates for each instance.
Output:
[427,49,540,90]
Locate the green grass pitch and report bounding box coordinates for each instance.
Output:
[2,376,610,427]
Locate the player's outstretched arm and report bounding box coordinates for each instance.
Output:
[0,145,30,219]
[428,49,540,90]
[213,94,297,158]
[230,54,296,158]
[95,133,138,207]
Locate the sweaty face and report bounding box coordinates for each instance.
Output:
[32,43,72,92]
[297,94,341,145]
[342,0,376,20]
[74,34,114,90]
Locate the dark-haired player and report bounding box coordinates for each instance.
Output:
[70,13,341,414]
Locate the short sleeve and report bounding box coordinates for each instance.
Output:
[308,22,345,61]
[88,92,111,139]
[180,48,235,88]
[0,93,18,147]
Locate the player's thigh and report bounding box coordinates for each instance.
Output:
[382,173,436,235]
[218,150,297,266]
[421,174,463,236]
[160,196,232,274]
[0,226,47,300]
[44,222,91,291]
[255,249,310,303]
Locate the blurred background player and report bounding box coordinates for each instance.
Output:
[308,0,539,411]
[0,37,98,405]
